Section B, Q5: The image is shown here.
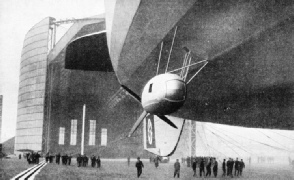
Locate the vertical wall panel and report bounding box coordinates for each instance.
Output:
[15,17,53,152]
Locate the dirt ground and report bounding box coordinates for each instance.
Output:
[1,158,294,180]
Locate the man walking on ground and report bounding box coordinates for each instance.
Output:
[199,158,205,177]
[234,158,239,176]
[239,159,245,176]
[174,159,181,178]
[222,159,226,177]
[68,154,72,165]
[96,156,101,168]
[213,158,218,177]
[192,158,197,177]
[91,155,96,167]
[154,156,160,168]
[136,157,144,178]
[56,153,61,165]
[77,154,82,167]
[206,158,212,177]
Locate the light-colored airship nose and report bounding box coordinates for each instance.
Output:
[141,73,186,115]
[165,79,186,101]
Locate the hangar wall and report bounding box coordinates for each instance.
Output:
[42,19,149,158]
[15,17,54,151]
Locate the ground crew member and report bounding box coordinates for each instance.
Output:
[192,158,197,177]
[56,153,61,165]
[127,156,130,166]
[135,157,144,178]
[97,156,101,168]
[45,152,49,163]
[199,158,205,177]
[68,154,72,165]
[222,159,226,177]
[213,158,218,177]
[206,158,212,177]
[91,155,96,167]
[154,156,160,168]
[83,154,88,167]
[239,159,245,176]
[227,158,233,177]
[35,152,40,164]
[174,159,180,178]
[85,155,89,166]
[77,154,82,167]
[234,158,239,176]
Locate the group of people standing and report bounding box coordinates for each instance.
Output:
[76,154,101,168]
[194,157,218,178]
[222,158,245,177]
[44,152,101,168]
[54,153,72,165]
[188,157,245,178]
[26,152,41,164]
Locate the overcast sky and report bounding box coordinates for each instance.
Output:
[0,0,105,142]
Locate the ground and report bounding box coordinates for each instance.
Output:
[1,158,294,180]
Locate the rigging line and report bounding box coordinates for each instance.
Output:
[255,129,291,151]
[207,125,252,155]
[197,130,210,154]
[168,59,208,73]
[270,131,294,141]
[180,51,189,78]
[216,127,292,152]
[165,26,178,73]
[206,128,240,156]
[184,56,192,82]
[206,144,227,157]
[201,123,211,156]
[187,61,208,84]
[206,127,251,155]
[156,42,164,75]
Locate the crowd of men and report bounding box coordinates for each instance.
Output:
[44,152,101,168]
[186,156,245,178]
[76,154,101,168]
[23,152,248,178]
[25,152,41,164]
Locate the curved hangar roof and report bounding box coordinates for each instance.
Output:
[65,23,113,72]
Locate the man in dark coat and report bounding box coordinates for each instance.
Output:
[199,158,205,177]
[91,155,96,167]
[56,153,61,165]
[239,159,245,176]
[174,159,181,178]
[49,154,54,163]
[62,154,68,165]
[127,156,130,166]
[68,154,72,165]
[45,152,49,163]
[222,159,226,177]
[154,156,160,168]
[35,152,40,164]
[206,158,212,177]
[96,156,101,168]
[234,158,239,176]
[83,154,88,167]
[77,154,82,167]
[136,157,144,178]
[213,158,218,177]
[192,158,197,177]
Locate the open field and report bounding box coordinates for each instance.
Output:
[1,158,294,180]
[0,158,34,179]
